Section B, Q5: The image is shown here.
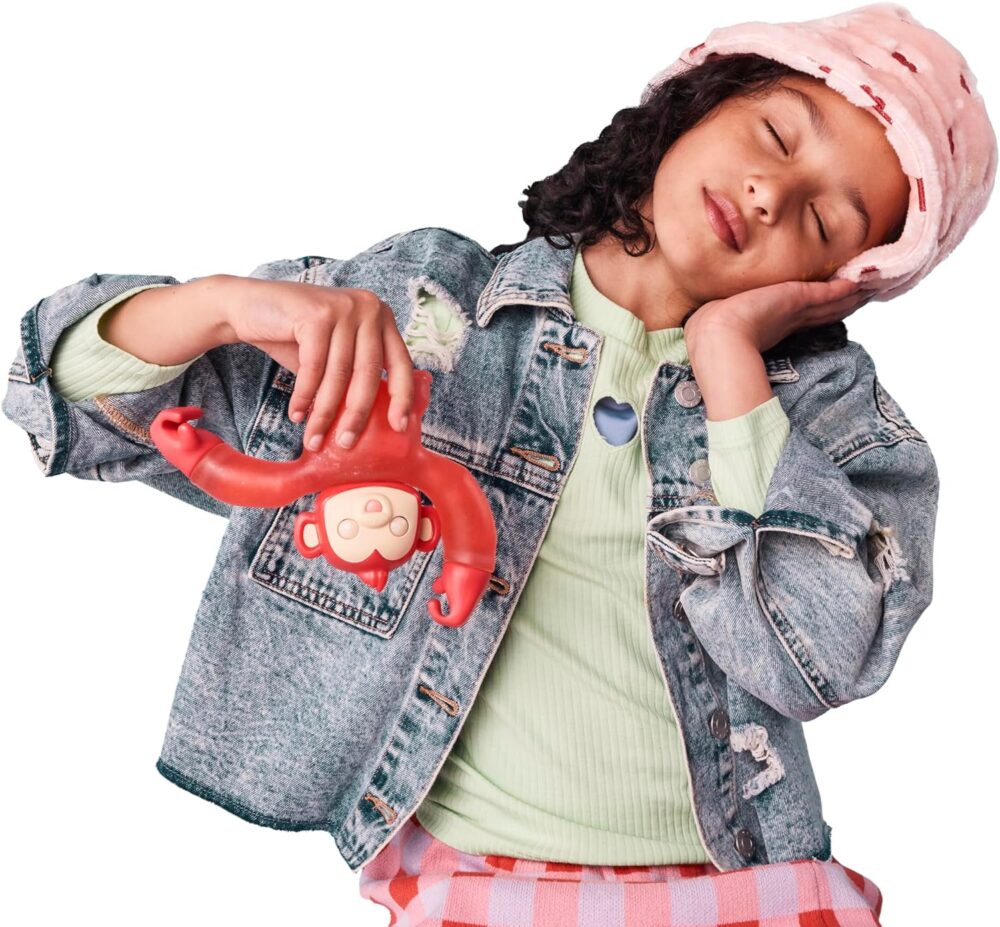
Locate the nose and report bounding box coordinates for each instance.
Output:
[358,492,393,528]
[749,176,802,225]
[750,181,774,218]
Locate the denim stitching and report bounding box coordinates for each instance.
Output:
[542,341,589,364]
[93,395,153,445]
[418,685,461,716]
[753,543,837,711]
[364,792,398,825]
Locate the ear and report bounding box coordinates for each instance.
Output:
[293,511,324,558]
[415,505,442,552]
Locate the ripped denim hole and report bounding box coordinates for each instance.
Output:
[730,722,787,799]
[402,276,471,372]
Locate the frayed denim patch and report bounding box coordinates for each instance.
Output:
[403,276,471,372]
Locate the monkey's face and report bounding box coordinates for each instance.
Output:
[302,485,433,565]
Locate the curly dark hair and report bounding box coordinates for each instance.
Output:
[491,53,906,259]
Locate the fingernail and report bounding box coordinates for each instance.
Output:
[290,410,304,423]
[307,434,322,451]
[337,430,356,448]
[398,414,408,431]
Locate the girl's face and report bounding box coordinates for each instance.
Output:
[640,74,910,306]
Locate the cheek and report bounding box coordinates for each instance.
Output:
[816,256,843,281]
[759,231,828,280]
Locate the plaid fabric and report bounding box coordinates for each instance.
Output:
[358,815,883,927]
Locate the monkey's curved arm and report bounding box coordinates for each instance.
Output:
[414,456,497,628]
[149,405,323,507]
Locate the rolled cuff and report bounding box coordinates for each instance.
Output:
[49,284,202,402]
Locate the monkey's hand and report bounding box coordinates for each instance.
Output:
[150,406,224,477]
[428,560,492,628]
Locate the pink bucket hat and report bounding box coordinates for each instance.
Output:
[640,3,997,302]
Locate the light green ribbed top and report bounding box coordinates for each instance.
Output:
[411,249,788,864]
[48,251,790,865]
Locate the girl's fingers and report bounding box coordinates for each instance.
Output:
[288,319,333,423]
[315,316,385,451]
[805,277,859,304]
[815,297,870,328]
[382,318,415,432]
[303,320,358,451]
[827,286,873,317]
[787,279,859,315]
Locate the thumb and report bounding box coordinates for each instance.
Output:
[802,277,860,305]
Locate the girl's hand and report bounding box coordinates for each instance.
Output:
[216,275,413,451]
[684,277,873,357]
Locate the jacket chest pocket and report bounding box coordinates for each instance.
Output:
[248,492,435,639]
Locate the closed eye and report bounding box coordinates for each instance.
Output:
[764,120,788,156]
[764,120,829,244]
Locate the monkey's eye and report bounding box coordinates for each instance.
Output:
[337,518,360,539]
[390,516,410,537]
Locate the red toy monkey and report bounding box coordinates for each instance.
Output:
[148,369,496,628]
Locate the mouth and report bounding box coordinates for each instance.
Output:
[703,188,744,252]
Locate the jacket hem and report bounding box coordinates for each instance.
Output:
[155,758,329,833]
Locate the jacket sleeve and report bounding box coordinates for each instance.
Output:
[646,353,939,722]
[2,256,335,518]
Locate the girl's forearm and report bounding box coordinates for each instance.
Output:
[98,274,237,366]
[688,329,775,421]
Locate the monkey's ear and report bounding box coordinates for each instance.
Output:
[415,505,441,552]
[293,511,324,558]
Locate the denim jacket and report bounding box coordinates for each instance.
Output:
[3,226,939,873]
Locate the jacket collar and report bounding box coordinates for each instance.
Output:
[476,233,580,328]
[472,231,833,381]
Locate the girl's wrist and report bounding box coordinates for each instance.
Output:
[97,273,238,364]
[190,274,245,348]
[688,326,775,421]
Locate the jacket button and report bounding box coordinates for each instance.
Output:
[688,458,711,484]
[709,709,730,741]
[673,379,703,407]
[734,828,756,860]
[673,598,688,622]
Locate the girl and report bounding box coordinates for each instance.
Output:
[3,4,994,926]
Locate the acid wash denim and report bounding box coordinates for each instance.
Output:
[3,227,939,873]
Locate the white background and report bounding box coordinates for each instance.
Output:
[1,1,994,924]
